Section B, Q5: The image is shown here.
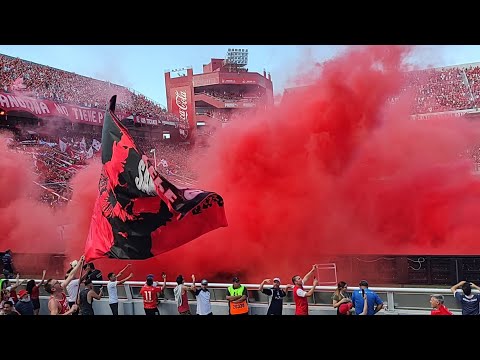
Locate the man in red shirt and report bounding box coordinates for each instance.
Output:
[140,273,166,315]
[430,294,453,315]
[45,255,83,315]
[291,265,318,315]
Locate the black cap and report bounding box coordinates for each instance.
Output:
[232,277,240,283]
[359,280,369,287]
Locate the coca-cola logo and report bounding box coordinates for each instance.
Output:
[175,89,189,140]
[175,90,188,111]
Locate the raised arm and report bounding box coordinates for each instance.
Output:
[359,293,368,315]
[39,270,47,287]
[282,284,292,297]
[259,279,271,292]
[450,280,466,294]
[116,264,131,279]
[304,278,318,297]
[303,265,317,284]
[63,255,84,289]
[10,273,21,290]
[184,275,196,292]
[161,273,167,292]
[471,282,480,291]
[117,273,133,285]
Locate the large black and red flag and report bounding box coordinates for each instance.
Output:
[84,96,227,262]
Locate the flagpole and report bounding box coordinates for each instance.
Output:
[150,149,157,169]
[74,258,86,311]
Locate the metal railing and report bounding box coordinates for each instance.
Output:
[6,279,465,314]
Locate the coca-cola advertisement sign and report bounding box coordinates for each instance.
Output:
[170,86,193,140]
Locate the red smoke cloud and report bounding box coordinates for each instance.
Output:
[0,137,63,254]
[64,160,102,258]
[0,135,101,274]
[4,45,480,284]
[131,45,480,283]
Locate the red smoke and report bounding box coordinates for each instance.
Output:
[129,45,480,283]
[4,45,480,284]
[0,136,101,274]
[0,135,66,274]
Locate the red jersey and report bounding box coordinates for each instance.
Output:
[30,285,40,300]
[178,290,190,313]
[293,285,309,315]
[50,292,70,314]
[140,285,162,309]
[431,305,453,315]
[10,289,18,303]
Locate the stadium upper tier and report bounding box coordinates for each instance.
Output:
[3,53,480,116]
[405,64,480,114]
[0,54,167,118]
[283,63,480,115]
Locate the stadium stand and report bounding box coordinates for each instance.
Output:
[4,53,480,206]
[0,54,167,118]
[403,65,480,114]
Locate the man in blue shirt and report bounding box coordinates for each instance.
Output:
[450,280,480,315]
[259,277,290,315]
[351,280,384,315]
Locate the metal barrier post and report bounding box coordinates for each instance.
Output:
[123,284,134,315]
[387,291,395,311]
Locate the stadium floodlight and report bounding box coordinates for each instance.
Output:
[225,48,248,67]
[168,67,190,78]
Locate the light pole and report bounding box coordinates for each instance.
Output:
[150,149,157,169]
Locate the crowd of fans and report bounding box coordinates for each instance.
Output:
[6,54,480,200]
[7,122,198,206]
[137,138,197,180]
[0,54,167,118]
[5,52,480,118]
[199,89,261,102]
[1,253,479,315]
[401,66,480,114]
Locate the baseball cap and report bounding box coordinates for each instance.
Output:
[201,279,208,285]
[273,277,281,283]
[18,289,28,298]
[232,277,240,283]
[359,280,369,287]
[146,274,154,279]
[338,302,353,315]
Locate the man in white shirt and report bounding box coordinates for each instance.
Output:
[65,267,80,315]
[193,278,213,315]
[106,264,133,315]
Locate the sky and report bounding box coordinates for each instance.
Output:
[1,45,480,106]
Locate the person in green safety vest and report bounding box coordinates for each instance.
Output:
[226,277,248,315]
